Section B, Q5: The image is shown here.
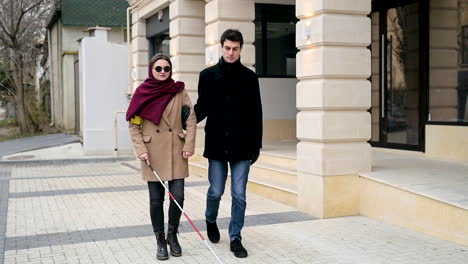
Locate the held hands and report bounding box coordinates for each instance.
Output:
[183,151,193,159]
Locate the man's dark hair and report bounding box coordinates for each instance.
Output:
[220,29,244,48]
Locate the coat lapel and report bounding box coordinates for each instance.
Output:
[162,95,175,126]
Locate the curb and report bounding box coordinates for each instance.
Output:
[0,156,135,166]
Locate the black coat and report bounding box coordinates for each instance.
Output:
[194,57,263,161]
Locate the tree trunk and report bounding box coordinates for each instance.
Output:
[11,50,30,134]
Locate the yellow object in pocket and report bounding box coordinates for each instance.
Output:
[130,115,143,125]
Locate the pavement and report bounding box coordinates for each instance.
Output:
[0,134,81,159]
[0,139,467,263]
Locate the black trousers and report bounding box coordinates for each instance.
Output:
[147,179,185,233]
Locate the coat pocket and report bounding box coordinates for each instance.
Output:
[143,135,151,143]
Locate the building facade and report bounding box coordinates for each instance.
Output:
[127,0,468,238]
[47,0,129,133]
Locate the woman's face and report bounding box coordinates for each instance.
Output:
[152,59,171,81]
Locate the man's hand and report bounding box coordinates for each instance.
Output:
[139,152,149,162]
[183,151,193,159]
[250,150,260,165]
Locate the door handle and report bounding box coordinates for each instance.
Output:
[381,34,385,118]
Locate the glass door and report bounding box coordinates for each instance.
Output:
[370,0,427,151]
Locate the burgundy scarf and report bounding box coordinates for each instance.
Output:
[126,65,184,125]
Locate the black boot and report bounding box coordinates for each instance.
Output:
[206,220,220,243]
[167,224,182,257]
[230,238,248,258]
[155,231,169,260]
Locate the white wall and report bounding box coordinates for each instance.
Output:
[62,26,125,51]
[259,78,298,120]
[80,29,131,154]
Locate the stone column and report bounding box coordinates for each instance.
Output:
[169,0,205,103]
[205,0,255,69]
[295,0,372,218]
[130,19,148,91]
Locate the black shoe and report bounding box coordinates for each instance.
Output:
[155,231,169,260]
[167,225,182,257]
[230,238,248,258]
[206,220,220,243]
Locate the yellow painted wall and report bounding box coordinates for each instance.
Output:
[425,125,468,162]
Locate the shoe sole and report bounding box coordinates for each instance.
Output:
[230,249,248,258]
[156,256,169,260]
[170,251,182,257]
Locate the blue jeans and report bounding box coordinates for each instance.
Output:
[205,159,250,241]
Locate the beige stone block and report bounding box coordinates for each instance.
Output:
[430,9,457,29]
[297,141,371,175]
[205,44,221,65]
[371,123,379,141]
[296,14,370,48]
[429,88,458,107]
[296,0,370,18]
[360,177,468,247]
[429,68,457,88]
[172,72,200,92]
[131,37,148,52]
[169,17,205,38]
[204,43,255,66]
[426,125,468,162]
[205,20,255,45]
[296,79,371,109]
[170,36,205,56]
[430,29,457,49]
[263,120,297,142]
[430,0,458,9]
[430,49,457,68]
[169,0,204,20]
[134,66,148,81]
[131,21,146,38]
[297,172,324,218]
[297,111,371,141]
[297,46,371,79]
[132,52,149,67]
[322,174,359,217]
[172,54,205,73]
[205,0,254,24]
[135,0,168,20]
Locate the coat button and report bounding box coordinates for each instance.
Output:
[156,129,160,133]
[169,128,172,132]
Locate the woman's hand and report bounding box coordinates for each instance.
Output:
[182,152,193,159]
[139,152,149,162]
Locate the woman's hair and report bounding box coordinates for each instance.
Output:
[149,53,172,69]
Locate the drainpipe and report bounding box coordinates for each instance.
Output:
[115,0,144,153]
[47,29,55,126]
[114,111,127,151]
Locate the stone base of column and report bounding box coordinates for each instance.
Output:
[298,172,360,218]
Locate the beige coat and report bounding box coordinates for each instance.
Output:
[129,89,196,182]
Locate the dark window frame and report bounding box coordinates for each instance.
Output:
[254,4,298,78]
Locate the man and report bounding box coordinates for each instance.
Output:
[194,29,262,258]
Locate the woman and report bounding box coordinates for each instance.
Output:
[126,54,196,261]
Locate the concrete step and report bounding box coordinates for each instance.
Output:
[189,155,297,207]
[257,151,296,169]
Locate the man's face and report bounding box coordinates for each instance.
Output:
[222,40,242,63]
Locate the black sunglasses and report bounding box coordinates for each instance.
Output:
[155,66,171,73]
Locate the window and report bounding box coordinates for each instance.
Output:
[255,4,298,77]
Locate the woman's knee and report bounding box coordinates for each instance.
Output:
[149,196,164,207]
